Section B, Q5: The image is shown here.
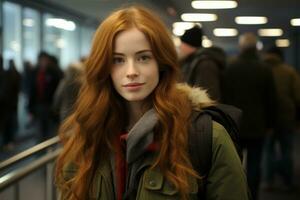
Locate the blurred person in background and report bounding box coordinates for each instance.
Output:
[263,46,300,191]
[32,52,63,140]
[22,61,36,128]
[2,59,21,150]
[222,32,277,200]
[53,59,85,121]
[0,55,8,148]
[179,26,225,101]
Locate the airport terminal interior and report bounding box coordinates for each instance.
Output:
[0,0,300,199]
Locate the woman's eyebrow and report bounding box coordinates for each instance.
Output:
[136,50,152,54]
[113,50,152,55]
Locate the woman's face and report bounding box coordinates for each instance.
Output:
[111,27,159,103]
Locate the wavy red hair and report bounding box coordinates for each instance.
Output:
[55,5,199,199]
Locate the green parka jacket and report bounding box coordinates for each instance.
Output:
[60,84,249,200]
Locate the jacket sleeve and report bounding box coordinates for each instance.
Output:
[206,122,249,200]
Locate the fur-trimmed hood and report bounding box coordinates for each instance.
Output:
[176,83,216,111]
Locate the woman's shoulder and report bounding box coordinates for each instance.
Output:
[211,121,242,164]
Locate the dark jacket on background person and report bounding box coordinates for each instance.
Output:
[36,63,63,105]
[53,62,84,121]
[264,54,300,129]
[0,59,8,131]
[181,48,225,101]
[222,48,277,139]
[60,84,249,200]
[6,63,21,112]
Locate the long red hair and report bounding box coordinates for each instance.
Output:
[55,5,198,199]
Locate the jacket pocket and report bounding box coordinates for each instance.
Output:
[138,168,198,200]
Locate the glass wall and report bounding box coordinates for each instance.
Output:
[2,2,96,71]
[3,1,21,71]
[60,22,80,69]
[43,13,81,69]
[23,7,41,64]
[80,26,95,58]
[43,13,61,60]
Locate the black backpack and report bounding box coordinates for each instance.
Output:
[188,104,244,197]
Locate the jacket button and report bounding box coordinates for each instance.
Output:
[149,180,156,187]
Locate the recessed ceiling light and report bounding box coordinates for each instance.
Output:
[173,22,202,29]
[192,1,237,9]
[46,18,76,31]
[235,16,268,25]
[276,39,290,47]
[291,18,300,26]
[181,13,218,22]
[172,22,202,36]
[258,28,283,37]
[172,27,185,36]
[213,28,238,37]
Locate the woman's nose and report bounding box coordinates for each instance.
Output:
[126,61,139,79]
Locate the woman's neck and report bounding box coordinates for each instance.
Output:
[126,102,144,131]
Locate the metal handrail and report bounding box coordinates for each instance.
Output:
[0,136,60,172]
[0,148,62,192]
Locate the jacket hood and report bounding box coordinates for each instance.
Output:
[176,83,216,111]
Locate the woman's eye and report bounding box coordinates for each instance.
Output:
[113,57,124,64]
[138,55,151,62]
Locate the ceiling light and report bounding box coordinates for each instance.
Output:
[46,18,76,31]
[235,16,268,25]
[276,39,290,47]
[258,28,283,37]
[173,22,202,30]
[192,0,237,9]
[291,18,300,26]
[172,27,185,36]
[172,22,202,36]
[213,28,238,37]
[181,13,217,22]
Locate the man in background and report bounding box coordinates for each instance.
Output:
[179,26,225,101]
[222,32,277,200]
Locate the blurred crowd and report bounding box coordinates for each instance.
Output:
[0,52,85,151]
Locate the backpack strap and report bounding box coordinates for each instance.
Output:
[188,111,213,197]
[188,104,243,197]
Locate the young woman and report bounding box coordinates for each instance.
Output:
[55,6,249,200]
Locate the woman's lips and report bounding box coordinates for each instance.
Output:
[123,83,145,91]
